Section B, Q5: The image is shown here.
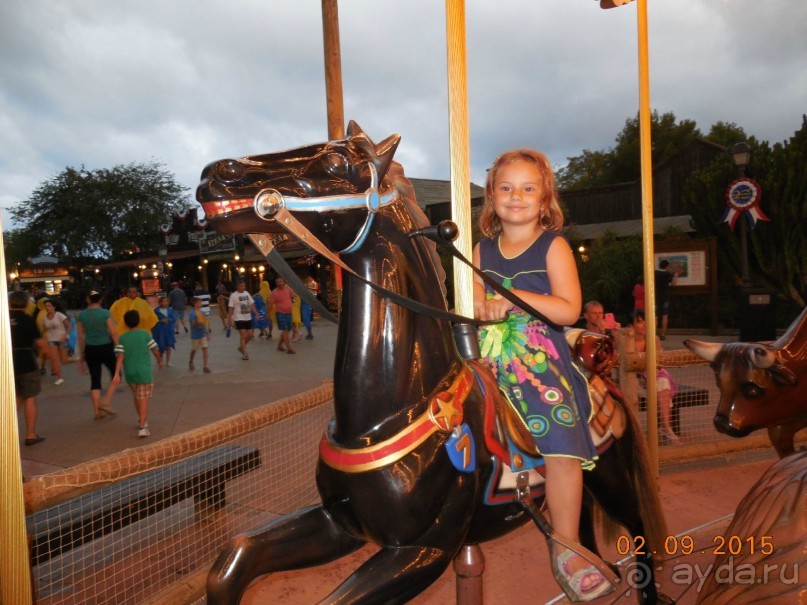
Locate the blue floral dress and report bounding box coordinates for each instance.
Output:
[478,232,597,468]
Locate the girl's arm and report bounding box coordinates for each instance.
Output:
[514,236,581,326]
[472,243,489,319]
[478,236,582,325]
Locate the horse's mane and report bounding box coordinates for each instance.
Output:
[386,161,448,298]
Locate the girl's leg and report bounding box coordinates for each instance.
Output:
[544,457,604,592]
[202,346,210,370]
[659,389,680,443]
[59,346,74,365]
[189,348,196,370]
[50,343,63,380]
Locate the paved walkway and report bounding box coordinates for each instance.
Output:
[19,318,338,476]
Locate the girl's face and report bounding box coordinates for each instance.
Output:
[491,160,545,228]
[45,301,55,313]
[633,314,647,336]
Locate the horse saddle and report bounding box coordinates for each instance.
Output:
[467,360,627,504]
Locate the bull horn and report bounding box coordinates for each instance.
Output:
[684,339,723,363]
[749,346,776,369]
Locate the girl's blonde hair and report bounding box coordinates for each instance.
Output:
[478,149,564,237]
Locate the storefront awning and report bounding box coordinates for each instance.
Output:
[86,249,201,270]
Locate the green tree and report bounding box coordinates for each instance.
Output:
[685,117,807,307]
[558,111,701,189]
[568,231,643,319]
[11,162,188,263]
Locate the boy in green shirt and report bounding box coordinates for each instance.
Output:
[107,310,162,437]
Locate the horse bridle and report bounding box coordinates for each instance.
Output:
[252,163,398,254]
[245,162,558,330]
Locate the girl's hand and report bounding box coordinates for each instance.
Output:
[479,294,513,321]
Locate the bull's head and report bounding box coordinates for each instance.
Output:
[685,340,799,437]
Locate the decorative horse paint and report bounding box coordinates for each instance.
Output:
[197,123,670,604]
[686,306,807,458]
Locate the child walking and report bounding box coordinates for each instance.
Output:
[107,310,162,438]
[152,296,176,367]
[473,149,608,601]
[188,297,212,373]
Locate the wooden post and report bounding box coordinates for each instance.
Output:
[445,0,474,319]
[0,213,35,605]
[616,327,639,408]
[321,0,345,314]
[321,0,345,141]
[454,543,485,605]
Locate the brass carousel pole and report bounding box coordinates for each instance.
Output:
[0,213,35,605]
[602,0,659,472]
[321,0,346,316]
[445,0,474,319]
[445,2,483,603]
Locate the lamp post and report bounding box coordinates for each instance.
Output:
[731,142,751,286]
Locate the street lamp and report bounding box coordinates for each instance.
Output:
[732,141,751,285]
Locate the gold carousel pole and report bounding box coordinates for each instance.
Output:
[0,212,35,605]
[321,0,346,315]
[445,0,474,319]
[601,0,658,474]
[445,3,484,599]
[636,0,660,473]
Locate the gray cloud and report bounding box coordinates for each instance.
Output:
[1,0,804,220]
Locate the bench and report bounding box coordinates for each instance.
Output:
[638,384,710,436]
[26,444,261,566]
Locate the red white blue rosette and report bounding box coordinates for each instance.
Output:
[722,178,769,231]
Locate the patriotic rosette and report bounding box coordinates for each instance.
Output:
[722,178,769,231]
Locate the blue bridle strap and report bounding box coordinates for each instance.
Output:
[252,163,398,254]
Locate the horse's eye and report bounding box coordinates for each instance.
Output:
[216,160,246,182]
[323,153,349,177]
[739,381,764,400]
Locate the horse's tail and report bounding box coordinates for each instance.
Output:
[617,393,668,554]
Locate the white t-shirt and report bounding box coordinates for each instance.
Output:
[43,311,69,342]
[228,291,254,322]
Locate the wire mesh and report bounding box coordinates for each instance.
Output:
[26,385,332,605]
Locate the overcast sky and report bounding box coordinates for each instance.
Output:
[2,1,805,225]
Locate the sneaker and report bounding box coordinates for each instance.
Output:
[54,378,65,385]
[166,362,173,367]
[138,424,150,438]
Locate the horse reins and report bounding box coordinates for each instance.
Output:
[246,166,558,331]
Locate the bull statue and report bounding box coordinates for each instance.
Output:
[686,306,807,458]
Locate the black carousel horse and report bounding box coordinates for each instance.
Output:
[197,122,670,604]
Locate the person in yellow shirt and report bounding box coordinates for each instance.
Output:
[110,286,158,335]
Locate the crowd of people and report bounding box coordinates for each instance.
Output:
[9,274,321,445]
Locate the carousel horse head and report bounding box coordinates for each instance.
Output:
[686,306,807,457]
[196,121,405,252]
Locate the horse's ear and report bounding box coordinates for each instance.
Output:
[373,134,401,181]
[346,120,364,138]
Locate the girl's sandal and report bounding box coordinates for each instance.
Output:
[555,548,612,602]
